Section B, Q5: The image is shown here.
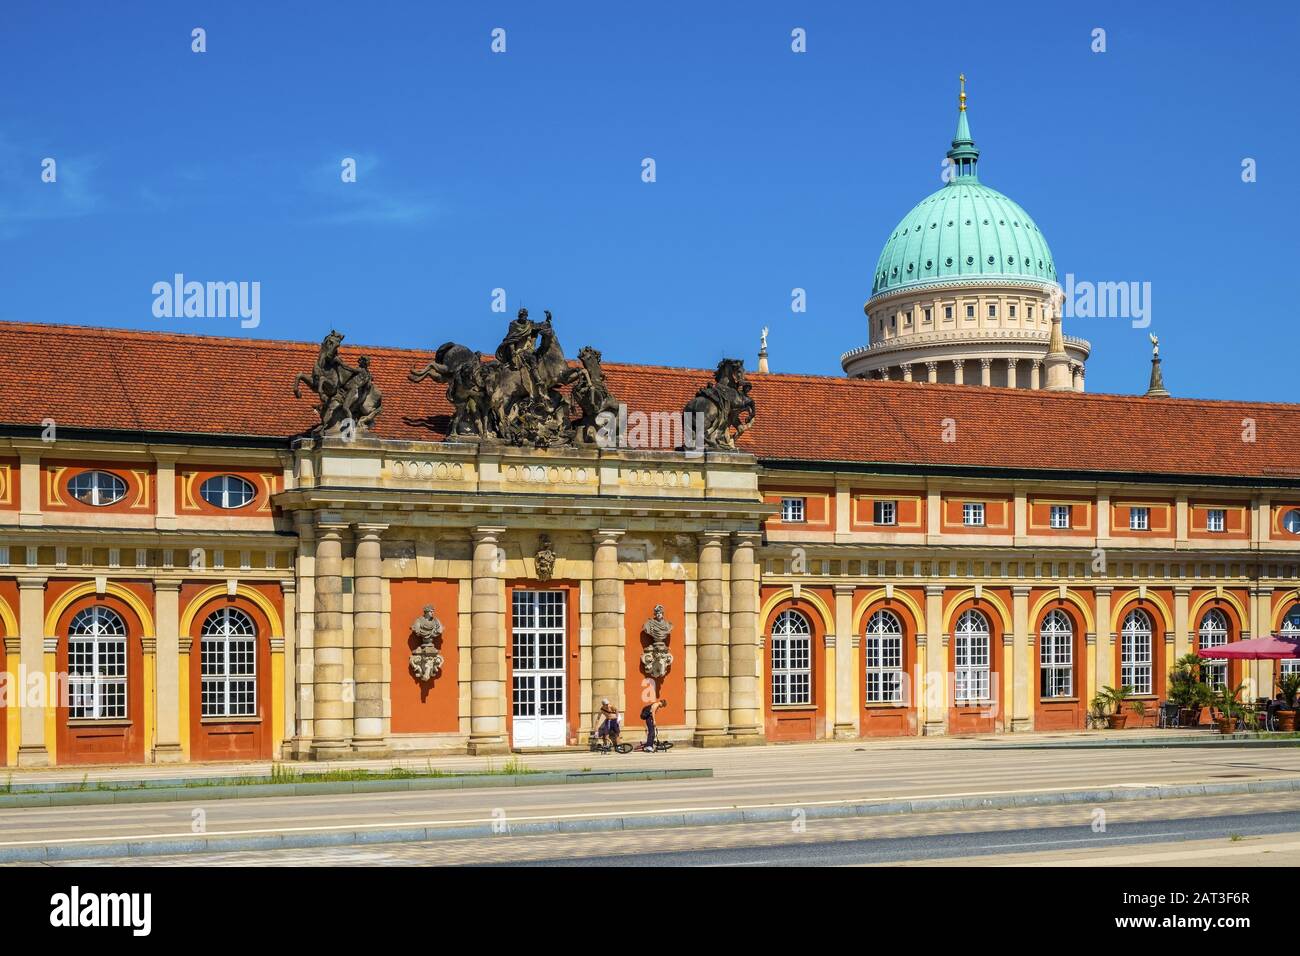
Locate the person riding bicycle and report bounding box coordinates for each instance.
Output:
[640,698,666,752]
[592,698,621,750]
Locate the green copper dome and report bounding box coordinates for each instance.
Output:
[869,93,1057,300]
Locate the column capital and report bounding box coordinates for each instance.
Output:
[924,584,945,597]
[1173,584,1192,596]
[731,531,762,547]
[833,583,856,596]
[698,530,729,545]
[1012,585,1032,598]
[592,528,626,544]
[16,575,47,590]
[154,577,183,592]
[1094,585,1114,596]
[316,517,348,534]
[280,578,297,595]
[472,525,507,542]
[925,361,938,372]
[979,357,992,369]
[354,522,389,535]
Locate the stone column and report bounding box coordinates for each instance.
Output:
[693,531,729,746]
[1094,586,1113,692]
[280,580,297,755]
[591,529,625,719]
[1011,585,1032,732]
[291,511,317,754]
[469,527,509,754]
[979,358,992,387]
[1006,358,1018,389]
[952,359,964,385]
[728,532,762,743]
[1173,585,1191,660]
[900,363,913,383]
[1030,360,1042,390]
[16,576,49,767]
[925,361,938,384]
[1072,363,1085,391]
[923,584,946,735]
[152,578,184,762]
[311,521,349,758]
[832,584,857,739]
[351,523,387,752]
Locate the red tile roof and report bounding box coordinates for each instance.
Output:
[2,320,1298,483]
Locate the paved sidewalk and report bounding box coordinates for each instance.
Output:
[1,728,1238,787]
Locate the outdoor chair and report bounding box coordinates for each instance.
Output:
[1157,702,1180,729]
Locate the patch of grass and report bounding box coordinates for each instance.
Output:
[1229,834,1244,842]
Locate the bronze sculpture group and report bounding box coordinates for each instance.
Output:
[293,310,756,450]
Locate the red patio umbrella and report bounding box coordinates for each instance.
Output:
[1212,634,1300,701]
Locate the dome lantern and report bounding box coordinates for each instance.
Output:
[946,74,980,180]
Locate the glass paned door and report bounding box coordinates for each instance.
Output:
[511,590,567,747]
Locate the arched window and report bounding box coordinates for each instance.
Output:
[68,470,126,506]
[1198,609,1230,690]
[201,607,257,717]
[1121,609,1154,695]
[200,475,256,509]
[1282,607,1300,678]
[67,606,127,719]
[865,610,903,704]
[1039,609,1074,698]
[954,610,991,703]
[770,610,812,706]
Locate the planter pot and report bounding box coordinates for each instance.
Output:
[1177,708,1192,727]
[1278,710,1296,732]
[1107,713,1128,729]
[1217,717,1236,734]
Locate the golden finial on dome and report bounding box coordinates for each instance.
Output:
[959,73,967,112]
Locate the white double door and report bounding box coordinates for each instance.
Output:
[511,590,567,748]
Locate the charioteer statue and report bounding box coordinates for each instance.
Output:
[408,309,621,448]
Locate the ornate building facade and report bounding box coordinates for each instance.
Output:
[0,317,1298,766]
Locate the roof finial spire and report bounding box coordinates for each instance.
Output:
[959,73,966,112]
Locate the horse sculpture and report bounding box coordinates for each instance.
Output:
[293,330,384,436]
[682,358,756,450]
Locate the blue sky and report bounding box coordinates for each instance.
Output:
[0,0,1295,401]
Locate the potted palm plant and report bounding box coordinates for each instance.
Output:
[1212,683,1247,734]
[1276,673,1300,732]
[1101,685,1133,729]
[1168,653,1205,726]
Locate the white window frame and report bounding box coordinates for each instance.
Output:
[781,497,806,524]
[200,475,257,510]
[865,610,904,704]
[1282,608,1300,678]
[1039,609,1073,698]
[67,606,127,720]
[954,610,991,703]
[1049,504,1071,529]
[1284,510,1300,535]
[873,499,897,526]
[511,590,567,724]
[1129,506,1150,531]
[68,470,127,507]
[1198,608,1229,690]
[1206,508,1226,533]
[1121,609,1154,695]
[770,610,812,706]
[201,607,258,718]
[962,502,985,527]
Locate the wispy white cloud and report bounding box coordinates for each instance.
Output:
[302,152,438,226]
[0,134,104,238]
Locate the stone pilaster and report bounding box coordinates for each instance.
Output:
[693,530,729,746]
[311,521,349,758]
[152,578,184,763]
[469,527,509,754]
[727,532,763,743]
[351,523,387,752]
[280,579,297,756]
[1173,585,1191,660]
[1011,585,1032,732]
[1094,586,1114,693]
[832,584,857,739]
[591,529,625,719]
[16,576,49,767]
[923,584,946,735]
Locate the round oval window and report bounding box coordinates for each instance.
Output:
[1284,509,1300,534]
[200,475,256,509]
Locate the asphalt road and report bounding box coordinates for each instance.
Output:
[4,741,1299,862]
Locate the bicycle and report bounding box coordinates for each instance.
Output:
[588,734,632,754]
[634,738,674,753]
